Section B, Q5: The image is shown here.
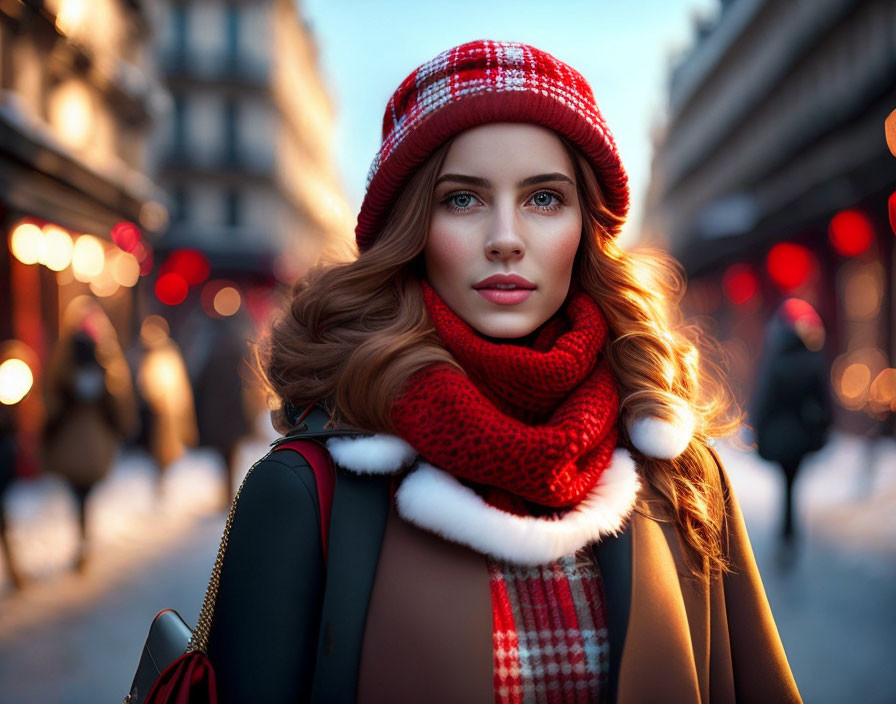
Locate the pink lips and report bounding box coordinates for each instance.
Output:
[472,274,536,306]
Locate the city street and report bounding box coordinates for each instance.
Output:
[0,431,894,704]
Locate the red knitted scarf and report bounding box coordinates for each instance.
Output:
[391,281,620,514]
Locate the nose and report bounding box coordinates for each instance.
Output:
[484,209,525,262]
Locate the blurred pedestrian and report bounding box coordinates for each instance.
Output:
[0,403,23,589]
[750,298,832,563]
[135,316,197,495]
[43,313,137,572]
[190,316,253,508]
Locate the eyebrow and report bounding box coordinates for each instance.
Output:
[434,172,575,188]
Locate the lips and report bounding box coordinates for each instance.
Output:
[472,274,536,290]
[472,274,536,305]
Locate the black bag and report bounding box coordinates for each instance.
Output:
[123,610,192,704]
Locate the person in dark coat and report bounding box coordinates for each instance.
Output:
[43,326,136,572]
[750,298,832,558]
[191,316,252,508]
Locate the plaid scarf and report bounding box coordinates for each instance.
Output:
[490,548,609,703]
[391,281,619,514]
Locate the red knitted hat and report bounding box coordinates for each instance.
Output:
[355,39,630,251]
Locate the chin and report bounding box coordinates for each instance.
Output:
[468,312,544,340]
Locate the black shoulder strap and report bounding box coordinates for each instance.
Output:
[310,466,391,703]
[593,526,633,702]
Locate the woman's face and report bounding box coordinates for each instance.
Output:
[425,123,582,339]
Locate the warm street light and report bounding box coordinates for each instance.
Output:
[42,225,74,271]
[111,250,140,287]
[9,223,45,265]
[0,358,34,405]
[71,234,105,281]
[213,286,241,317]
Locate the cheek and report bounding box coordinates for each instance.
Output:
[425,218,472,279]
[544,218,582,279]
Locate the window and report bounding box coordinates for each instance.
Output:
[226,5,240,64]
[223,98,238,164]
[225,188,241,227]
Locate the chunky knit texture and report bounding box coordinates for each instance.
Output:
[490,549,609,703]
[391,281,619,511]
[356,39,629,250]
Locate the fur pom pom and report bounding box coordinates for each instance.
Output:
[326,434,417,474]
[627,412,695,460]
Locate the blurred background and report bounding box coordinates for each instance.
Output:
[0,0,893,701]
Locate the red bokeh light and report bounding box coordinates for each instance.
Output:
[828,209,873,257]
[721,263,758,305]
[889,191,896,237]
[161,249,210,287]
[766,243,813,291]
[110,222,141,253]
[155,272,189,305]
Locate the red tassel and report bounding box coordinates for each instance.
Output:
[145,652,217,704]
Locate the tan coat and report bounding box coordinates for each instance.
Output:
[357,451,802,703]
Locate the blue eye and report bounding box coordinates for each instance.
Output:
[531,191,559,208]
[449,193,475,209]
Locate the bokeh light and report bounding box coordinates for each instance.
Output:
[766,243,813,291]
[41,225,74,271]
[88,262,120,298]
[840,363,871,401]
[213,286,242,316]
[832,348,888,411]
[48,80,94,149]
[869,369,896,413]
[9,222,45,265]
[828,209,873,257]
[110,250,141,287]
[888,191,896,236]
[110,221,141,253]
[0,358,33,405]
[162,249,210,286]
[155,272,189,306]
[843,265,883,321]
[140,315,170,347]
[721,263,758,305]
[71,235,105,281]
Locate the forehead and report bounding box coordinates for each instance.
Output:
[439,123,574,178]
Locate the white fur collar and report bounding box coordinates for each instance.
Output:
[396,449,639,565]
[326,435,640,565]
[326,434,416,474]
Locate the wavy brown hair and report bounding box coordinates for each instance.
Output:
[261,137,741,574]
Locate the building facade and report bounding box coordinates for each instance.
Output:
[149,0,352,315]
[0,0,166,474]
[644,0,896,434]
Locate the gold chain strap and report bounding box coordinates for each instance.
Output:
[187,449,274,654]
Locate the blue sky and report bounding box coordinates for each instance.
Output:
[302,0,716,245]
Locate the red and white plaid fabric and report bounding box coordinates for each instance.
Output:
[356,39,629,250]
[489,549,609,703]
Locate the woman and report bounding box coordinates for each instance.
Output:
[207,40,801,703]
[44,310,136,572]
